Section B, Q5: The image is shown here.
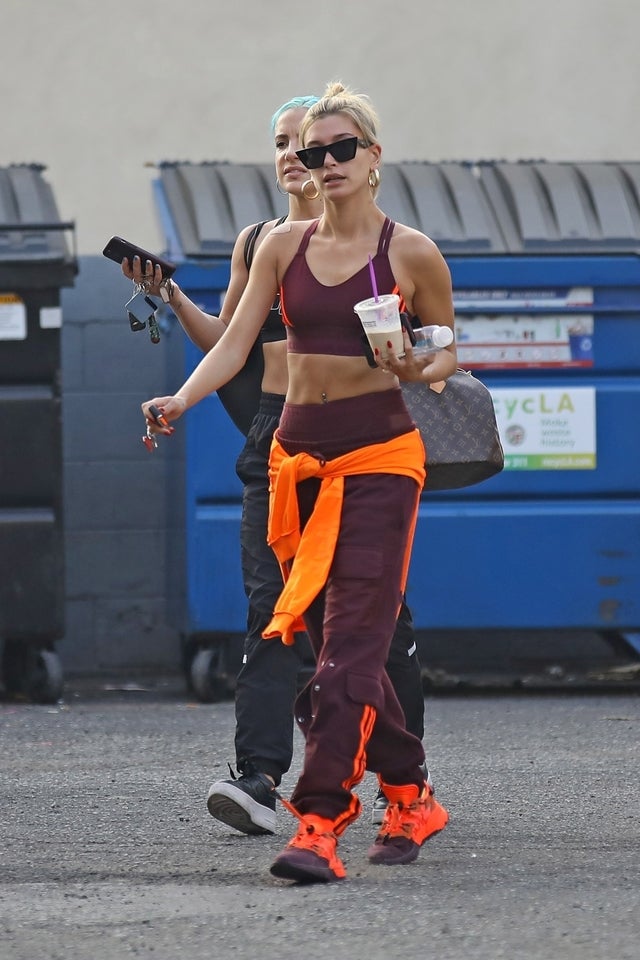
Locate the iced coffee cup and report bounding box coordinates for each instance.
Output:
[354,293,405,361]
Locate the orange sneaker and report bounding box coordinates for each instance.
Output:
[367,784,448,865]
[270,815,346,883]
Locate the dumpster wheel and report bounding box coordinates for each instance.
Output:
[1,641,64,704]
[27,649,64,704]
[190,645,234,703]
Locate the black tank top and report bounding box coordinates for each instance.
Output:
[243,217,288,344]
[216,216,287,435]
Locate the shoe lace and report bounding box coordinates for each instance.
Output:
[233,759,263,780]
[290,822,339,860]
[228,762,274,795]
[275,792,342,865]
[379,798,425,840]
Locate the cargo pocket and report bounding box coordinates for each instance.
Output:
[329,544,384,631]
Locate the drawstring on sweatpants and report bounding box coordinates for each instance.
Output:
[274,788,306,824]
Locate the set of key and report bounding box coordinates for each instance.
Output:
[126,274,174,343]
[125,286,162,343]
[142,404,170,452]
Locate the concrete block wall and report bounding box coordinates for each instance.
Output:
[59,257,187,676]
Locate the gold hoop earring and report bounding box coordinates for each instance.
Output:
[276,179,287,196]
[301,179,320,201]
[368,169,381,190]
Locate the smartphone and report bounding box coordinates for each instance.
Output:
[102,236,177,279]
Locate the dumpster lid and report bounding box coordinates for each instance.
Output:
[157,161,288,259]
[0,164,77,281]
[156,159,509,258]
[155,159,640,260]
[479,161,640,253]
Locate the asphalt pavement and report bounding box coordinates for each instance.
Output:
[1,677,638,960]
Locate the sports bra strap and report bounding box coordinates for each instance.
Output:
[243,221,266,271]
[377,216,395,256]
[243,216,288,271]
[296,219,320,257]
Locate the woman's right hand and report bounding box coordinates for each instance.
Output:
[122,256,165,298]
[141,395,187,434]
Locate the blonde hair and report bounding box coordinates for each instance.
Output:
[299,81,380,149]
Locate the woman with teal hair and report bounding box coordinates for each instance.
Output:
[126,97,322,826]
[271,96,320,131]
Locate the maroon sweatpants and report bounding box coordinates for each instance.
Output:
[274,389,426,830]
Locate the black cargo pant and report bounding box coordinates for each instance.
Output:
[233,392,424,787]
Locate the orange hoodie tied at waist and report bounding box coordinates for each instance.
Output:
[262,428,426,646]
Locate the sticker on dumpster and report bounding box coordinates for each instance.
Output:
[0,293,27,340]
[40,306,62,329]
[454,314,594,369]
[454,287,594,311]
[491,386,596,470]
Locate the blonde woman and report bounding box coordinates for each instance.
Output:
[142,81,456,882]
[133,93,427,844]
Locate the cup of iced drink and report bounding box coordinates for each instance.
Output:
[354,293,405,361]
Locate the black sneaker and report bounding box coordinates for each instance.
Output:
[207,769,277,835]
[371,788,389,825]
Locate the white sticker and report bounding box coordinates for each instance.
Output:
[0,294,27,340]
[40,306,62,329]
[492,386,597,470]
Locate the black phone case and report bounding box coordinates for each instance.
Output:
[102,236,177,279]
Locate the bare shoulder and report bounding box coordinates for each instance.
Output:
[388,220,452,312]
[233,215,298,270]
[391,221,443,260]
[236,216,281,247]
[259,218,316,264]
[269,217,317,238]
[236,222,258,244]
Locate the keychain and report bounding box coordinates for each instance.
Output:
[142,425,158,452]
[126,286,157,333]
[125,277,170,343]
[148,312,161,344]
[141,403,171,452]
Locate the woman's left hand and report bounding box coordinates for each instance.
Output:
[376,330,443,383]
[122,257,165,298]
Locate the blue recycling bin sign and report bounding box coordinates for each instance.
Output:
[408,253,640,633]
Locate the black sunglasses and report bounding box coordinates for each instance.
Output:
[296,136,368,170]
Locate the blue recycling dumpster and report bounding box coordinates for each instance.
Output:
[154,160,640,694]
[408,162,640,638]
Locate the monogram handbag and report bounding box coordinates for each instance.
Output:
[401,370,504,491]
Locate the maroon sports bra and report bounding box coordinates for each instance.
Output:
[280,216,401,356]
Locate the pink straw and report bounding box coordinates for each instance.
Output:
[368,254,379,302]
